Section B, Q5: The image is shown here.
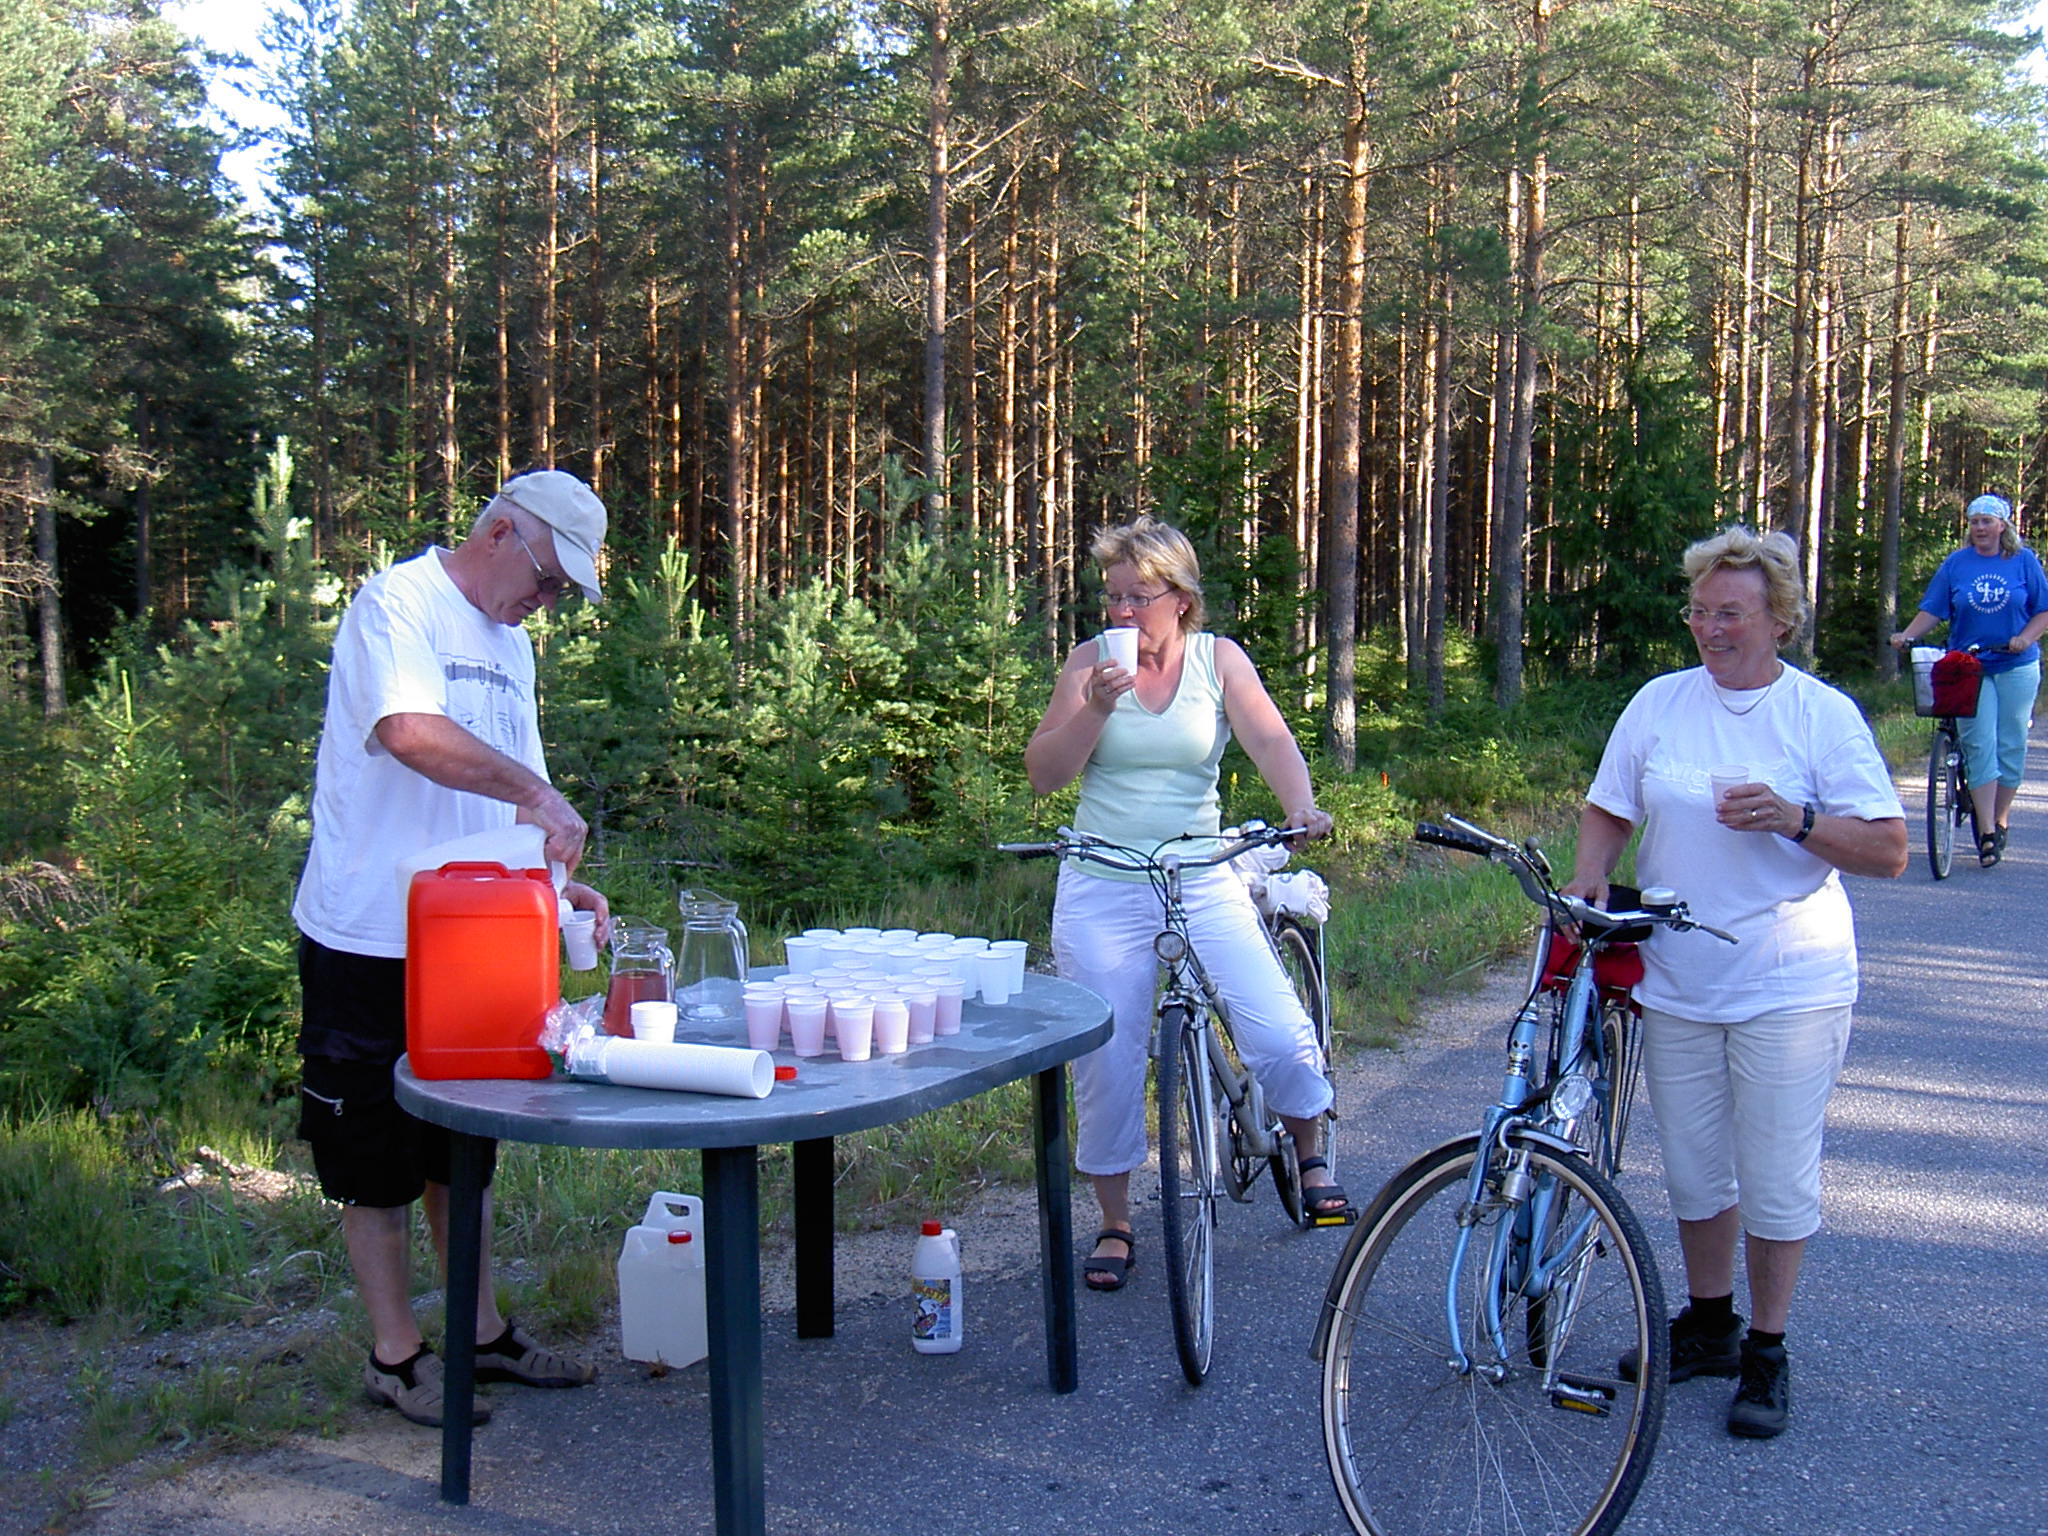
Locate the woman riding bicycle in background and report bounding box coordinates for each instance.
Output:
[1023,515,1341,1293]
[1889,493,2048,866]
[1563,526,1905,1440]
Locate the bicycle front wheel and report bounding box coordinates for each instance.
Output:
[1928,725,1956,879]
[1156,1002,1220,1385]
[1319,1136,1666,1536]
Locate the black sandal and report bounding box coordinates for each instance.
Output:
[1083,1228,1137,1292]
[1979,831,2001,867]
[1298,1157,1356,1224]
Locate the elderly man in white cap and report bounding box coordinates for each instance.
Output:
[1891,492,2048,864]
[292,469,612,1425]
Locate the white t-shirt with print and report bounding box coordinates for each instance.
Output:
[1586,664,1903,1023]
[291,548,547,958]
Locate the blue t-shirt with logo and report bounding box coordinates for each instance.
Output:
[1918,545,2048,673]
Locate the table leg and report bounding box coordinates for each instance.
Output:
[1032,1064,1079,1394]
[439,1131,492,1504]
[703,1145,765,1536]
[793,1136,835,1338]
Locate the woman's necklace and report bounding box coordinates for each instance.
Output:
[1711,661,1784,716]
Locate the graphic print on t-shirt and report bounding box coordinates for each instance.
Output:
[1968,573,2016,615]
[443,653,528,755]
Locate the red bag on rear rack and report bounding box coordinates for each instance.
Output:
[1930,649,1983,718]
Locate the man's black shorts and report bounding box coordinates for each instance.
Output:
[297,934,496,1207]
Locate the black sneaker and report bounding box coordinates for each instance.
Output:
[1618,1305,1744,1383]
[1727,1337,1790,1438]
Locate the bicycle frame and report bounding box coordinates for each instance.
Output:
[1405,816,1732,1388]
[1150,852,1282,1176]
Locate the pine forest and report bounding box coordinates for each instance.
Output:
[1,0,2047,1113]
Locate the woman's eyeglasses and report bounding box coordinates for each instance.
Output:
[1679,605,1759,627]
[1102,590,1168,612]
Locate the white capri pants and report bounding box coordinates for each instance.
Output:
[1051,861,1333,1177]
[1639,1003,1852,1243]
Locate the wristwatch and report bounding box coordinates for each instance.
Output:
[1790,803,1816,843]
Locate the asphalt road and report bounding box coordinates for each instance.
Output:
[90,726,2048,1536]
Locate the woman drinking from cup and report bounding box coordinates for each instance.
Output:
[1888,493,2048,865]
[1563,526,1905,1439]
[1023,516,1342,1292]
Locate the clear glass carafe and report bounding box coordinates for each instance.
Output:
[603,920,673,1038]
[675,888,749,1024]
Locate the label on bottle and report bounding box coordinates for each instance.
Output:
[912,1275,953,1341]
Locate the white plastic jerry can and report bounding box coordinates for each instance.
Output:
[617,1191,708,1368]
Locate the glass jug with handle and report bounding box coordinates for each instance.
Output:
[675,888,749,1025]
[604,920,674,1038]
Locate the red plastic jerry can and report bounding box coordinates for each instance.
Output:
[405,861,558,1080]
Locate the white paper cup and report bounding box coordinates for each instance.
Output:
[560,911,600,970]
[630,1000,678,1044]
[949,935,990,951]
[744,994,784,1051]
[1709,764,1749,807]
[913,932,955,947]
[973,950,1013,1006]
[783,934,823,973]
[801,927,841,940]
[873,997,911,1055]
[1100,626,1139,675]
[842,926,883,940]
[929,975,965,1035]
[990,939,1028,995]
[901,987,937,1045]
[832,996,875,1062]
[879,928,918,945]
[785,995,828,1057]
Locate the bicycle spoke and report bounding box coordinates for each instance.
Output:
[1320,1139,1665,1536]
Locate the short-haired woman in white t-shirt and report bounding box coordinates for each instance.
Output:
[1562,526,1906,1440]
[1024,515,1339,1293]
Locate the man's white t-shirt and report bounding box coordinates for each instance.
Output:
[1586,664,1903,1023]
[291,549,547,959]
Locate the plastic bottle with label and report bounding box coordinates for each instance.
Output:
[911,1220,963,1354]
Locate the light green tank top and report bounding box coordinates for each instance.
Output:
[1073,630,1230,879]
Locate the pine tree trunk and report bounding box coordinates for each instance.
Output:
[35,451,63,717]
[922,0,951,532]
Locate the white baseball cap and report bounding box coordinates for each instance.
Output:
[496,470,607,602]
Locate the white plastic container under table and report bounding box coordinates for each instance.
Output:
[618,1191,708,1368]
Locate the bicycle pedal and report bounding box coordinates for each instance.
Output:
[1311,1208,1359,1228]
[1548,1374,1616,1416]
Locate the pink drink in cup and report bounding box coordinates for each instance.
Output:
[901,987,937,1045]
[873,996,911,1055]
[785,995,828,1057]
[743,993,783,1051]
[832,995,875,1062]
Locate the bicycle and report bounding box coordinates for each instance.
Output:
[1920,644,1984,880]
[1313,815,1734,1536]
[1000,821,1339,1386]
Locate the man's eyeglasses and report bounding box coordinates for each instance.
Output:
[1103,589,1168,612]
[1679,605,1760,627]
[512,527,570,599]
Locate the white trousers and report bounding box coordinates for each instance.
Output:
[1051,862,1333,1176]
[1640,1003,1852,1242]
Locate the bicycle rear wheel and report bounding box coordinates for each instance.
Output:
[1271,917,1330,1225]
[1928,725,1956,879]
[1156,1003,1220,1385]
[1319,1136,1666,1536]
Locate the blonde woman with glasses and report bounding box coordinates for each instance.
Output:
[1024,516,1341,1293]
[1561,526,1905,1440]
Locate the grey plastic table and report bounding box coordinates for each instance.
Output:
[394,970,1111,1536]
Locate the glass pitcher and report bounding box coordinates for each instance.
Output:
[675,888,749,1024]
[603,920,674,1038]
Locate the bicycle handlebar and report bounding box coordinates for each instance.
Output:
[1414,816,1736,945]
[999,821,1310,875]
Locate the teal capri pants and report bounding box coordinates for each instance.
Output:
[1958,660,2040,791]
